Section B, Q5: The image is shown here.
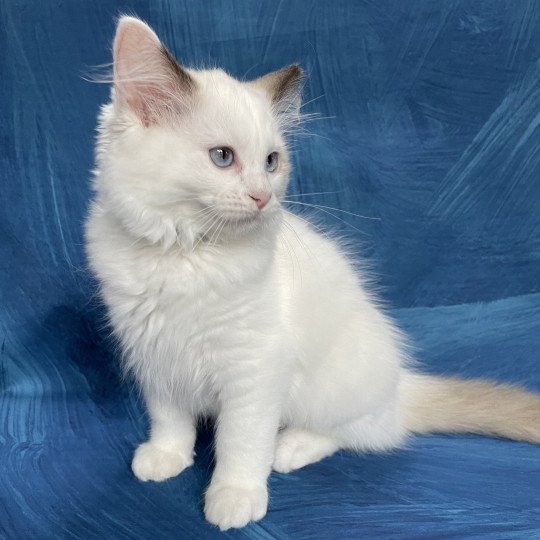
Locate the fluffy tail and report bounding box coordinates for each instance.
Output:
[401,371,540,444]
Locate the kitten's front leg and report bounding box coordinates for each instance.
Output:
[132,395,196,482]
[204,386,280,530]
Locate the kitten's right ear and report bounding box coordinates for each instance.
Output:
[113,16,195,126]
[252,64,305,118]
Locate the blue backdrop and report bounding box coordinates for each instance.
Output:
[1,1,539,538]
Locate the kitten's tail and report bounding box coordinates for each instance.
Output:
[401,371,540,444]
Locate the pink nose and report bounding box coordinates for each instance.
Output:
[248,191,271,210]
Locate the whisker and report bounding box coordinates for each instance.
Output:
[212,218,228,248]
[278,228,301,288]
[282,201,380,221]
[283,203,367,235]
[283,210,331,241]
[282,217,317,262]
[208,217,225,247]
[191,204,218,218]
[192,211,219,251]
[165,195,209,204]
[284,190,343,198]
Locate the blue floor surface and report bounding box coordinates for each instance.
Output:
[1,1,539,538]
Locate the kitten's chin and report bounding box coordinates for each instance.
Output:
[221,208,282,240]
[186,206,282,249]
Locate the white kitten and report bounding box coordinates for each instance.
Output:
[85,17,540,530]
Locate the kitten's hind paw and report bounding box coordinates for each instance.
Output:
[132,442,193,482]
[273,428,338,473]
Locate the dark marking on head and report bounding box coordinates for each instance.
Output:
[271,64,304,105]
[252,64,305,117]
[160,45,196,94]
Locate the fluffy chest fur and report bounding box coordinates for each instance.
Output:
[87,202,290,414]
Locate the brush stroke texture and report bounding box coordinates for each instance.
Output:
[0,0,539,538]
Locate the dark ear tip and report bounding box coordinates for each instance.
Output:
[288,64,305,80]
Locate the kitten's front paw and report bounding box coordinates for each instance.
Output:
[204,483,268,530]
[132,442,193,482]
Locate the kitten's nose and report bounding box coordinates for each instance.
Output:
[248,191,271,210]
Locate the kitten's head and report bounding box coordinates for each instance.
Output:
[94,16,304,250]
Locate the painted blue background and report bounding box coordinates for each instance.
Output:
[1,1,539,538]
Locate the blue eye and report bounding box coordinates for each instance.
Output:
[266,151,279,172]
[210,147,234,168]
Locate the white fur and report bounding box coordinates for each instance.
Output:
[86,17,540,531]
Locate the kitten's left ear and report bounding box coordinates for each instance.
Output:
[252,64,305,118]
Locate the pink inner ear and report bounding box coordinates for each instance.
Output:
[113,18,174,126]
